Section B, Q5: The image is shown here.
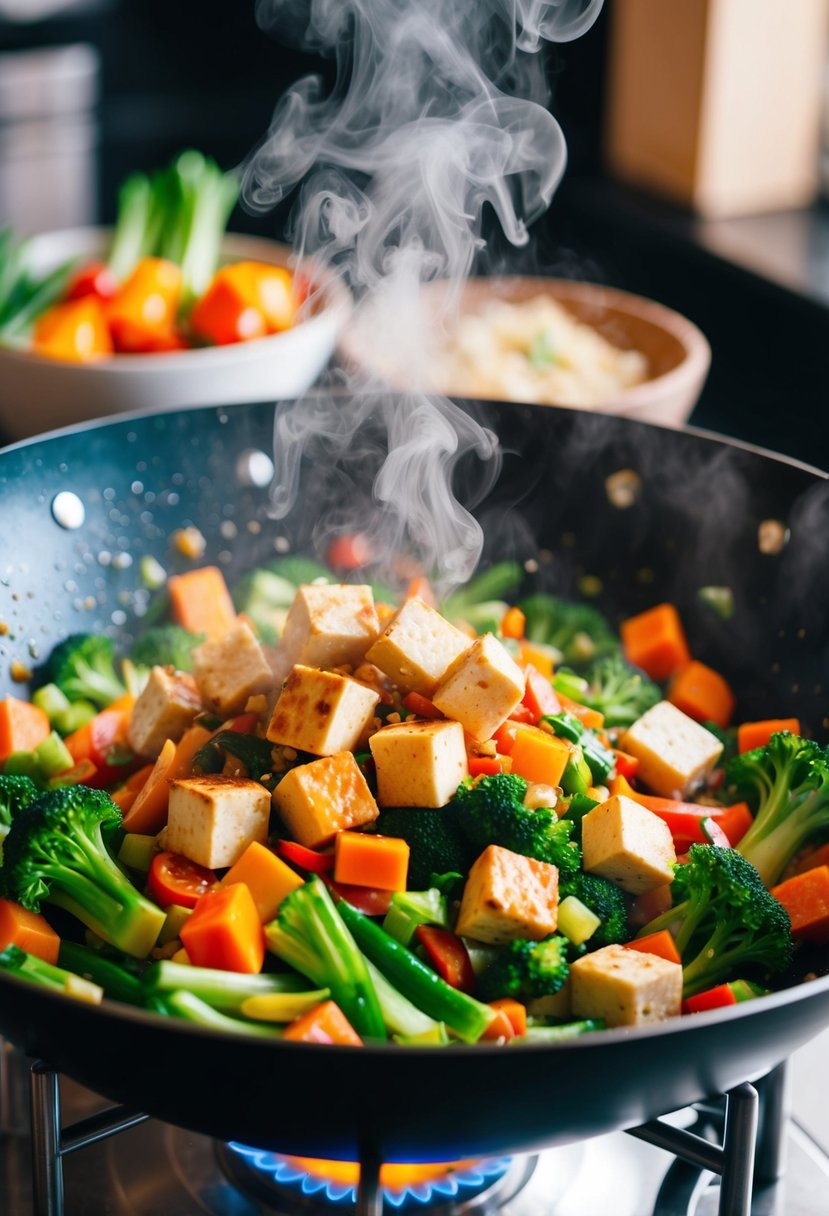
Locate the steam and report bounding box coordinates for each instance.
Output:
[243,0,603,592]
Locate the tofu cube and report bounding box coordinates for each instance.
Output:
[620,700,723,798]
[582,794,676,894]
[272,584,380,680]
[127,666,202,758]
[192,620,274,717]
[365,596,471,696]
[570,943,682,1027]
[455,844,559,944]
[266,665,379,756]
[369,719,468,808]
[166,775,271,870]
[273,751,379,848]
[432,633,525,742]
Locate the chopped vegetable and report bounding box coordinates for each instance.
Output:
[667,660,736,729]
[0,697,51,765]
[620,602,690,681]
[477,935,570,1003]
[41,634,126,710]
[180,882,265,973]
[579,653,661,729]
[167,567,238,641]
[451,773,582,876]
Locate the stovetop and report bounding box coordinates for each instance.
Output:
[2,1066,829,1216]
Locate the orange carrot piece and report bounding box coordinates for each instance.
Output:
[620,603,691,681]
[122,724,213,834]
[107,257,182,353]
[220,841,303,922]
[0,898,60,964]
[180,882,265,973]
[771,865,829,944]
[480,1006,516,1042]
[405,576,437,607]
[401,691,444,720]
[32,296,113,363]
[490,996,527,1037]
[283,999,363,1045]
[556,692,605,732]
[500,607,526,641]
[667,660,736,728]
[468,753,511,778]
[737,718,801,754]
[111,762,155,813]
[334,832,410,892]
[624,928,681,965]
[0,696,51,763]
[167,566,237,641]
[509,725,571,786]
[518,642,555,680]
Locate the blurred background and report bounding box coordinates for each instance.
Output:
[2,0,829,465]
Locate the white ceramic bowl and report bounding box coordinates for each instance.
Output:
[341,276,711,429]
[0,230,351,441]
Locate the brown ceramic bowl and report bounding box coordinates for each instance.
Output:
[342,276,711,428]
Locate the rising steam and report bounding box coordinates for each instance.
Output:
[243,0,603,592]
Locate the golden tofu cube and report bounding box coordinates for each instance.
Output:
[369,719,468,808]
[127,666,202,758]
[570,944,682,1027]
[266,665,380,756]
[620,700,723,798]
[273,584,380,679]
[192,620,274,717]
[273,751,379,848]
[582,794,676,894]
[365,596,471,696]
[455,844,559,944]
[432,633,525,742]
[166,775,271,870]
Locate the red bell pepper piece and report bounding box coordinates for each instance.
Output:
[611,749,640,780]
[467,754,508,778]
[402,692,444,720]
[521,664,561,723]
[415,925,476,993]
[700,817,732,849]
[64,694,140,789]
[65,260,118,303]
[276,839,336,875]
[324,878,394,916]
[682,984,738,1015]
[224,712,260,734]
[634,795,754,848]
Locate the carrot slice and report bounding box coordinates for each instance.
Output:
[522,665,561,722]
[0,898,60,964]
[111,763,155,813]
[771,865,829,944]
[167,566,237,641]
[621,603,691,681]
[624,928,681,965]
[500,607,526,640]
[509,725,571,786]
[667,660,736,728]
[333,832,410,892]
[32,296,113,363]
[121,724,212,835]
[737,718,801,754]
[282,999,363,1045]
[180,882,265,973]
[0,696,51,763]
[556,692,604,732]
[468,754,511,777]
[220,841,303,922]
[490,996,527,1036]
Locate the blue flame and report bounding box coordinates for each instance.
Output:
[225,1144,512,1208]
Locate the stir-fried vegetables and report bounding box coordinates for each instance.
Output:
[0,557,820,1046]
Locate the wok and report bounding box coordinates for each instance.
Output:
[1,396,829,1162]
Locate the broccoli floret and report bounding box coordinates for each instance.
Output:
[640,844,793,998]
[451,774,582,877]
[231,568,299,645]
[559,871,631,947]
[130,624,204,671]
[265,875,387,1040]
[374,806,476,888]
[43,633,125,709]
[580,653,661,729]
[477,935,570,1003]
[519,595,620,670]
[0,785,164,958]
[0,774,39,828]
[725,732,829,887]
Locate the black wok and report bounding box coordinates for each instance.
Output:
[1,396,828,1162]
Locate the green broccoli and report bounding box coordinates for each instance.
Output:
[579,653,661,729]
[265,875,387,1040]
[558,871,631,947]
[519,594,620,669]
[129,623,204,671]
[374,806,476,888]
[640,844,793,998]
[0,785,165,958]
[451,774,582,877]
[477,935,570,1003]
[43,633,125,709]
[0,774,39,829]
[725,732,829,887]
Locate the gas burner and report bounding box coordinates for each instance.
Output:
[218,1146,523,1214]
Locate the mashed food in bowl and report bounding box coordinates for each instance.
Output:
[431,295,649,407]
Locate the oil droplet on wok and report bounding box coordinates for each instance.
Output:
[758,520,789,554]
[605,468,642,509]
[51,491,85,530]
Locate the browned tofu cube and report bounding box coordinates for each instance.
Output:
[369,719,468,807]
[127,666,202,758]
[192,620,274,717]
[266,665,380,756]
[432,633,525,742]
[455,844,559,944]
[165,775,271,869]
[273,751,379,848]
[272,584,380,680]
[365,596,471,696]
[570,944,682,1027]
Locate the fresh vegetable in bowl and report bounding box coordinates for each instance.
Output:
[0,556,825,1046]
